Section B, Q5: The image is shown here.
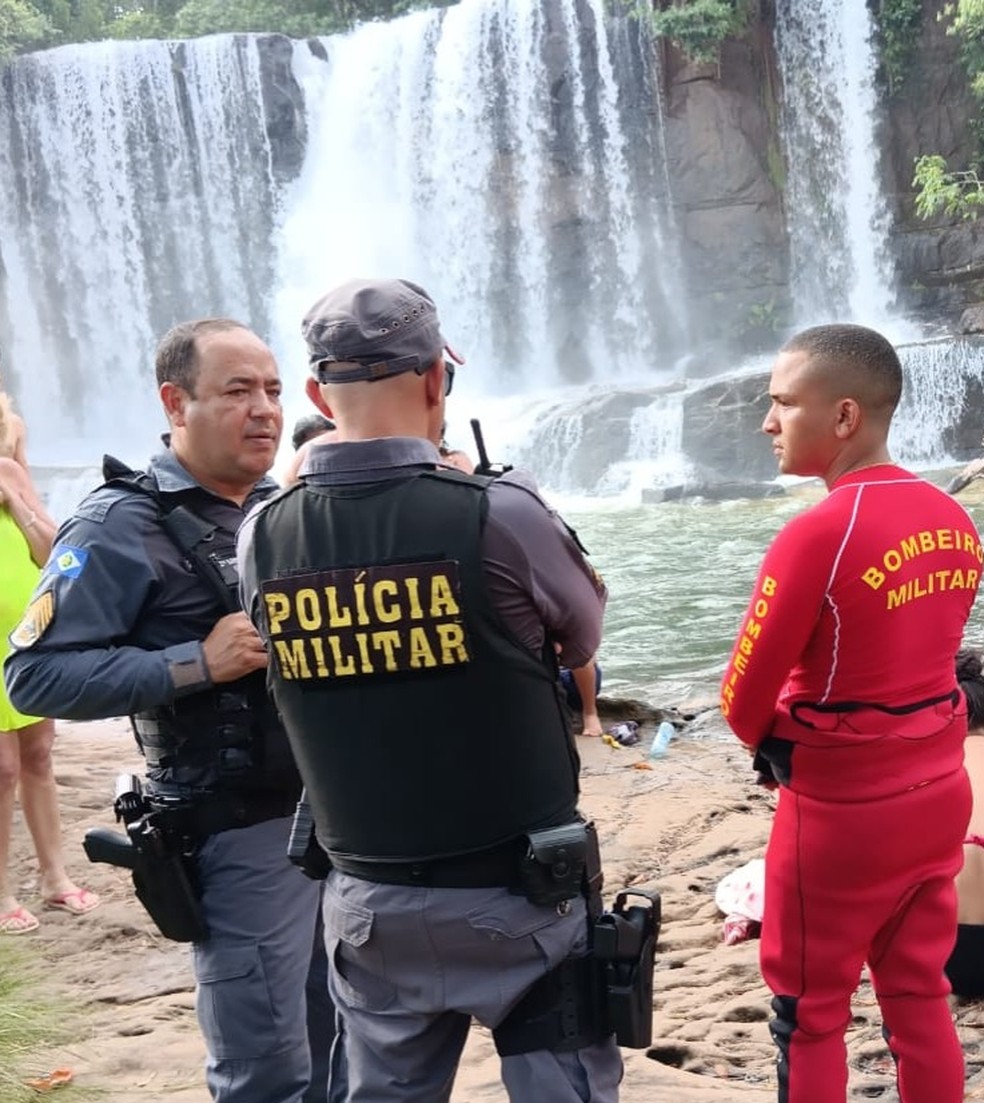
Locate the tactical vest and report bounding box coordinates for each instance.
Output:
[104,460,299,798]
[249,470,581,861]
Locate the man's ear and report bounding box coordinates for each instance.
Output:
[834,397,861,438]
[159,381,188,426]
[305,376,334,418]
[424,357,445,409]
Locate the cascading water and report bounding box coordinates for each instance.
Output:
[272,0,686,396]
[773,0,899,330]
[893,340,984,465]
[0,35,290,464]
[0,0,978,500]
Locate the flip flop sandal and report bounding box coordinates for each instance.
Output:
[42,888,101,915]
[0,905,40,934]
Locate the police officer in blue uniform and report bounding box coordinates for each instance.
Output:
[237,279,623,1102]
[4,319,336,1103]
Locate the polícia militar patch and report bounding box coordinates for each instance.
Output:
[260,559,471,682]
[48,545,89,579]
[9,589,55,649]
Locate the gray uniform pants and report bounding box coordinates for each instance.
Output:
[192,816,335,1103]
[322,871,622,1102]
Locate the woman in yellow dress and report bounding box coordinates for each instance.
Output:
[0,385,99,932]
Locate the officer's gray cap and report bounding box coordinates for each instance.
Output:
[302,278,462,384]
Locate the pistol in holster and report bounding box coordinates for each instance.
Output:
[494,823,660,1056]
[82,773,208,943]
[593,888,661,1048]
[287,790,332,880]
[494,821,609,1057]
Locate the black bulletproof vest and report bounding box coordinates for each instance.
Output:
[249,470,581,861]
[105,463,299,798]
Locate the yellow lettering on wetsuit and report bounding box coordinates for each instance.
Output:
[260,559,471,681]
[720,575,776,718]
[885,568,979,610]
[862,528,983,590]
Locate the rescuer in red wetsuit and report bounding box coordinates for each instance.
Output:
[721,323,981,1103]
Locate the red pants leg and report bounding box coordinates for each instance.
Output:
[760,772,969,1103]
[869,870,965,1103]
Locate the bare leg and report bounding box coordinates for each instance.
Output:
[17,719,95,906]
[0,728,22,914]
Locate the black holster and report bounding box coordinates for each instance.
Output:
[287,791,333,880]
[493,833,660,1055]
[494,820,611,1057]
[493,953,608,1056]
[594,889,661,1048]
[82,774,207,943]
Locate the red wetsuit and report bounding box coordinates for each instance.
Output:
[721,464,982,1103]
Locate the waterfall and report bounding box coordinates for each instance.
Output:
[0,1,979,499]
[0,1,684,470]
[272,0,686,399]
[892,340,984,466]
[773,0,899,329]
[0,35,290,465]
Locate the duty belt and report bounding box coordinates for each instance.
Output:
[147,790,299,840]
[331,838,526,889]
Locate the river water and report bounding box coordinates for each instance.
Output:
[559,476,984,703]
[34,460,984,705]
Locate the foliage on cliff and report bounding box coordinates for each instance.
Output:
[0,0,52,57]
[0,0,454,57]
[627,0,750,66]
[871,0,923,94]
[912,0,984,220]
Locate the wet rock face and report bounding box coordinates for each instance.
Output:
[681,372,776,482]
[662,34,790,363]
[960,305,984,335]
[246,17,979,368]
[882,9,984,320]
[256,34,308,184]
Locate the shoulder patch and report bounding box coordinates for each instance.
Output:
[9,590,55,650]
[47,545,89,579]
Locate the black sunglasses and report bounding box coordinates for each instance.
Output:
[444,360,455,396]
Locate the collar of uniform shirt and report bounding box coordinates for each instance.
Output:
[149,447,280,501]
[298,436,444,485]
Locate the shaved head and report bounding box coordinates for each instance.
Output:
[781,324,902,420]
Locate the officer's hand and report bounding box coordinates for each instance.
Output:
[202,612,269,682]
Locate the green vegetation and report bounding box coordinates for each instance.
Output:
[627,0,750,67]
[736,296,785,343]
[0,943,76,1103]
[0,0,53,57]
[912,153,984,220]
[871,0,922,94]
[912,1,984,220]
[0,0,456,58]
[942,0,984,99]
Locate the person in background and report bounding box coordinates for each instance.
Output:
[238,277,622,1102]
[720,324,979,1103]
[4,321,335,1102]
[433,428,602,737]
[437,423,475,474]
[560,658,604,736]
[283,413,336,486]
[949,647,984,998]
[0,381,99,933]
[291,412,335,452]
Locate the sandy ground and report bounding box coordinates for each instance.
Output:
[7,699,984,1102]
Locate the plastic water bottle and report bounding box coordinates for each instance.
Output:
[649,720,675,760]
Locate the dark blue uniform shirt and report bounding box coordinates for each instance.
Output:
[4,449,278,721]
